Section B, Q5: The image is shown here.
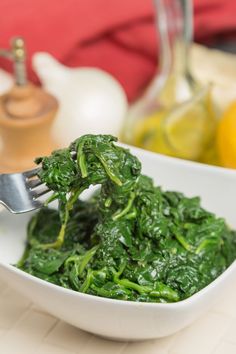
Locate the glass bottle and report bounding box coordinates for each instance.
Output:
[121,0,217,163]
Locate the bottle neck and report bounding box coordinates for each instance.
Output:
[142,0,194,106]
[152,0,194,104]
[157,0,192,78]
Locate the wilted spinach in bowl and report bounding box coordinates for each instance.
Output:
[18,135,236,303]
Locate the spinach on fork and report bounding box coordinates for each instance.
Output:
[18,134,236,303]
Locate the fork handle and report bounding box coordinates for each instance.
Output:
[0,173,19,212]
[0,173,35,213]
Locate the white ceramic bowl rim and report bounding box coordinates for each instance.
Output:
[122,143,236,176]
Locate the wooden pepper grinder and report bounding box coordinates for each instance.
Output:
[0,37,58,173]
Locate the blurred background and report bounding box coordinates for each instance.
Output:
[1,0,236,101]
[0,0,236,171]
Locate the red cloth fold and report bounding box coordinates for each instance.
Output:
[0,0,235,101]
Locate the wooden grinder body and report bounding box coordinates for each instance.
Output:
[0,83,58,173]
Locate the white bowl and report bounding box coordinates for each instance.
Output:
[0,146,236,341]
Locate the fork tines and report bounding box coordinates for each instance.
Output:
[24,167,50,200]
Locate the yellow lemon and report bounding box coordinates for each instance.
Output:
[217,102,236,168]
[133,87,216,161]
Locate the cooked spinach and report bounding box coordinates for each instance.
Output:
[17,134,236,302]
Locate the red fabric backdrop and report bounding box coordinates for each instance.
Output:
[0,0,235,101]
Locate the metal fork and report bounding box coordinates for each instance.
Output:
[0,168,50,214]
